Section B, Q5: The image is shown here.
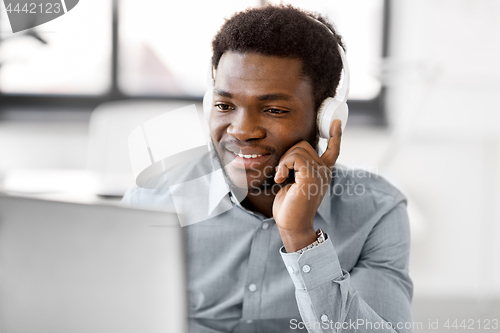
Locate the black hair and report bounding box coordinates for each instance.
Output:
[212,4,345,112]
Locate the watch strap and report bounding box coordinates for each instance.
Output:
[295,229,326,255]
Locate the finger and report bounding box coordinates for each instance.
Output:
[274,153,312,183]
[284,142,323,165]
[320,119,342,169]
[274,142,319,183]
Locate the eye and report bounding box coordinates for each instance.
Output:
[215,103,234,112]
[265,108,288,115]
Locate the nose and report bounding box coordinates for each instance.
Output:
[226,109,266,141]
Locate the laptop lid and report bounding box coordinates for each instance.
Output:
[0,195,187,333]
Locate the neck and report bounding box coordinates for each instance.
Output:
[238,179,293,218]
[241,192,275,218]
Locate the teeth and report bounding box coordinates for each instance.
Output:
[236,153,262,159]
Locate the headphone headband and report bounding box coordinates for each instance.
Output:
[307,16,350,103]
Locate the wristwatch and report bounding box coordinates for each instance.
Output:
[295,229,326,255]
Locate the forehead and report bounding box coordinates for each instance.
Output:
[214,51,313,99]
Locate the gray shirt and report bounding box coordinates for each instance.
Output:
[122,153,413,333]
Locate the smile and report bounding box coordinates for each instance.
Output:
[235,153,264,159]
[225,148,272,169]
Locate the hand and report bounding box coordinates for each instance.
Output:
[273,119,342,252]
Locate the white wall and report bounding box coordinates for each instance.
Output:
[386,0,500,299]
[336,2,500,327]
[328,0,500,303]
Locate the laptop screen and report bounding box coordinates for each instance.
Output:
[0,195,187,333]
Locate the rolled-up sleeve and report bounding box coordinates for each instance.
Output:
[280,199,413,333]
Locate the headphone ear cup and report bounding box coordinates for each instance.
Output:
[317,97,348,139]
[203,87,214,124]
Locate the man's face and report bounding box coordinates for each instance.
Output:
[210,51,317,191]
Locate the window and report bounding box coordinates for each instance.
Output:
[119,0,260,97]
[0,0,389,124]
[268,0,385,100]
[0,0,111,95]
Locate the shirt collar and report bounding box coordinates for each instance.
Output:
[316,166,339,223]
[316,181,332,223]
[207,152,231,216]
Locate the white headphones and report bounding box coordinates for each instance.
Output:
[203,17,349,139]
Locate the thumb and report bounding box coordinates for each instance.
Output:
[320,119,342,168]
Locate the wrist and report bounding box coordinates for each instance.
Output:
[295,229,326,254]
[278,226,317,253]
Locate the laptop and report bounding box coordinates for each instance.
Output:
[0,194,187,333]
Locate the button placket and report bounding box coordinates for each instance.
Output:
[241,218,272,320]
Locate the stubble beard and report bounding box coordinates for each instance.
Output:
[210,127,319,196]
[211,141,279,195]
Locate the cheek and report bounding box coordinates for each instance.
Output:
[296,113,318,143]
[209,115,226,142]
[273,118,316,151]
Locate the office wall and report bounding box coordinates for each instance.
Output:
[337,0,500,327]
[388,0,500,297]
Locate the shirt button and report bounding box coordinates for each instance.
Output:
[248,284,257,292]
[262,222,269,230]
[321,314,328,322]
[287,265,294,274]
[302,265,311,273]
[246,320,253,324]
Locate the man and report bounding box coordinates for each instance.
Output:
[123,5,412,333]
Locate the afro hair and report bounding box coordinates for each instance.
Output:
[211,4,345,112]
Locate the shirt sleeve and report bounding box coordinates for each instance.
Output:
[280,199,413,333]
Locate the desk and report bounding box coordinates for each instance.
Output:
[0,168,128,205]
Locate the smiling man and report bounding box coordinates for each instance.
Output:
[123,5,412,333]
[211,51,334,249]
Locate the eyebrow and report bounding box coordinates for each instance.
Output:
[257,93,293,102]
[214,89,293,102]
[214,89,233,98]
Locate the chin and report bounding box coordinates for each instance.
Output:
[228,169,278,193]
[224,167,252,191]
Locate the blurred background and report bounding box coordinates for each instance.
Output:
[0,0,499,331]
